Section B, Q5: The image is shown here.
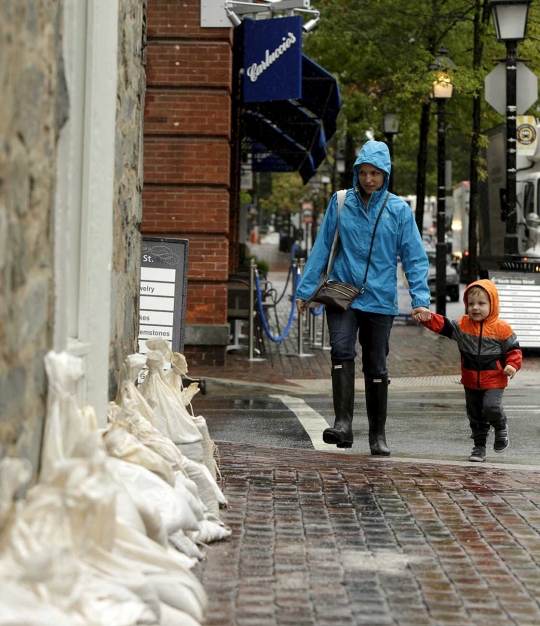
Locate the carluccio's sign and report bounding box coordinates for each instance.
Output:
[242,15,302,103]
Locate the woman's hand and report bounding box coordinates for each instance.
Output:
[296,299,307,315]
[412,306,431,323]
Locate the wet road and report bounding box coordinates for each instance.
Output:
[195,385,540,466]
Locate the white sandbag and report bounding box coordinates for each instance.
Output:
[165,353,218,479]
[181,457,227,518]
[173,478,206,522]
[0,582,81,626]
[110,399,185,473]
[114,527,196,573]
[0,458,32,534]
[103,421,175,486]
[115,487,147,538]
[40,352,90,479]
[148,572,204,623]
[160,603,202,626]
[192,519,232,544]
[108,458,199,534]
[138,352,201,445]
[129,493,168,548]
[168,529,204,560]
[176,441,204,464]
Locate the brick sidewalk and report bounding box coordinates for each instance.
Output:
[196,442,540,626]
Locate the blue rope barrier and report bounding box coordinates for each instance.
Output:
[309,305,324,316]
[255,268,299,342]
[274,263,293,305]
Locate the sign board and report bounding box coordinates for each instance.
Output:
[485,62,538,116]
[242,16,302,103]
[138,237,189,355]
[490,272,540,348]
[516,115,538,157]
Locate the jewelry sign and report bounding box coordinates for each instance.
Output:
[138,237,189,355]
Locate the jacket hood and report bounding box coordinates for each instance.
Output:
[353,140,391,197]
[463,279,499,322]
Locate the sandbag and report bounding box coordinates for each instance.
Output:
[103,421,175,486]
[108,458,200,534]
[138,352,201,445]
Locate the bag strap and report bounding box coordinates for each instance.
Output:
[358,192,390,294]
[305,190,347,307]
[324,189,348,276]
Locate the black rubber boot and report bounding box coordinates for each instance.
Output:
[323,361,355,448]
[365,376,390,456]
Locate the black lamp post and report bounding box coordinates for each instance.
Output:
[383,114,400,194]
[491,0,532,256]
[432,47,454,317]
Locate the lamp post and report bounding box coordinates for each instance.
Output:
[431,47,454,317]
[491,0,532,256]
[382,114,400,194]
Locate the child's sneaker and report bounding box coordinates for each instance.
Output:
[494,428,509,453]
[469,445,486,462]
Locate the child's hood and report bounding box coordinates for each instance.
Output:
[463,279,499,322]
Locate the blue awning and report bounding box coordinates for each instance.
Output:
[299,55,342,140]
[244,112,316,183]
[241,54,341,183]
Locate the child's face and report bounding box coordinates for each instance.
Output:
[467,289,490,322]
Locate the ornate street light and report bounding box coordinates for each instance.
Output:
[431,47,454,317]
[382,114,400,194]
[491,0,532,255]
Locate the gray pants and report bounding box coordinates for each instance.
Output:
[464,387,507,446]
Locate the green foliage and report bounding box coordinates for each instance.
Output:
[258,172,309,214]
[300,0,540,195]
[244,254,269,276]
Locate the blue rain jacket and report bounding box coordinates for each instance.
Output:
[297,140,430,315]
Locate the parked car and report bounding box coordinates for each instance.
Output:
[425,247,460,302]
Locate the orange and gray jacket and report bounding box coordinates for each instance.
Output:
[421,279,522,390]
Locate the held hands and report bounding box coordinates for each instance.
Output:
[504,364,517,379]
[412,306,431,323]
[296,299,307,315]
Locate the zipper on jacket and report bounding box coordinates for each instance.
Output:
[476,322,483,389]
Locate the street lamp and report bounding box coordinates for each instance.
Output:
[491,0,532,255]
[382,114,400,194]
[431,47,454,317]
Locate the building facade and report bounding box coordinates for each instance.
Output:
[0,0,146,472]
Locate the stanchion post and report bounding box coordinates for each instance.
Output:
[286,258,314,358]
[238,257,266,362]
[321,308,331,351]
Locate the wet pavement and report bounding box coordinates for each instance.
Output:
[191,243,540,626]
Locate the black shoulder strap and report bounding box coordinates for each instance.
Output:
[358,192,390,295]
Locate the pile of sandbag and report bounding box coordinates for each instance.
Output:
[0,347,229,626]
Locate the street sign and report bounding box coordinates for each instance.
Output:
[485,62,538,116]
[138,237,189,355]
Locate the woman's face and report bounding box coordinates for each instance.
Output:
[358,163,385,196]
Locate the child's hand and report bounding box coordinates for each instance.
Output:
[504,365,517,379]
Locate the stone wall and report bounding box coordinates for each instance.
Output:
[109,0,147,399]
[0,2,66,468]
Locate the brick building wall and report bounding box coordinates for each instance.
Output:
[143,0,235,366]
[0,1,65,467]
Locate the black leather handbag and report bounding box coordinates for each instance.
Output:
[306,190,389,312]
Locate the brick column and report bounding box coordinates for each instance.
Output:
[143,0,233,366]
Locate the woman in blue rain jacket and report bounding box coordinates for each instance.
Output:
[296,140,431,455]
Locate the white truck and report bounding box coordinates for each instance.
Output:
[478,121,540,348]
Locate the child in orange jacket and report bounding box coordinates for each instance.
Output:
[415,279,522,462]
